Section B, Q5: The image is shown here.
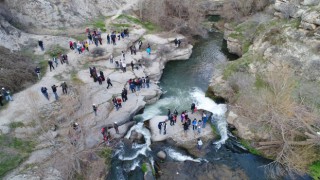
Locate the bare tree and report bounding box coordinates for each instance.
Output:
[230,69,320,173]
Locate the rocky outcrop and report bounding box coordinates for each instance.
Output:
[156,150,167,160]
[226,111,270,140]
[0,0,129,33]
[301,8,320,30]
[223,24,243,56]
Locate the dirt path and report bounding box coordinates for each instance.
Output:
[0,1,141,134]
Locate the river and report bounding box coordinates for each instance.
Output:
[107,32,311,180]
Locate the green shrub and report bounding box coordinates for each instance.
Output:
[46,45,68,58]
[117,14,158,32]
[9,122,25,129]
[98,148,112,165]
[309,161,320,180]
[0,135,35,178]
[141,163,148,173]
[239,139,261,156]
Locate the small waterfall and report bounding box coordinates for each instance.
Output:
[117,123,151,161]
[166,148,202,162]
[190,88,228,148]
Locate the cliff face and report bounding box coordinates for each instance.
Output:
[210,0,320,172]
[0,0,128,34]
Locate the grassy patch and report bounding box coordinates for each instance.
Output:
[309,161,320,180]
[239,139,261,156]
[87,16,107,32]
[71,34,87,41]
[116,14,159,32]
[70,70,84,84]
[110,23,131,32]
[21,49,47,77]
[9,122,25,129]
[98,148,112,165]
[254,75,268,89]
[46,45,68,58]
[38,60,48,75]
[141,163,148,173]
[0,135,35,178]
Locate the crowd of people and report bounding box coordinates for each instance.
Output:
[156,103,210,150]
[47,54,69,72]
[32,25,185,147]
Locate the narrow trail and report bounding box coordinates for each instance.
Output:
[0,0,141,134]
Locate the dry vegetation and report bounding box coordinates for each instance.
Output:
[0,47,40,92]
[221,0,271,21]
[140,0,207,37]
[227,69,320,175]
[14,88,112,179]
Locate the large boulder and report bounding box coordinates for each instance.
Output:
[129,130,145,144]
[156,150,167,160]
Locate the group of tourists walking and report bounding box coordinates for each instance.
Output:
[40,82,68,101]
[47,54,69,72]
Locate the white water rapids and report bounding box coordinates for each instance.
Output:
[190,88,228,148]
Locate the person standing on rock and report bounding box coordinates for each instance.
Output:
[0,93,3,106]
[38,40,44,51]
[163,121,167,135]
[93,104,98,116]
[110,54,114,64]
[60,82,68,94]
[53,57,58,67]
[174,38,178,46]
[131,61,134,71]
[2,88,13,102]
[123,88,128,100]
[142,77,146,88]
[63,54,69,65]
[130,82,136,93]
[169,113,175,126]
[107,34,110,44]
[41,87,49,100]
[146,76,150,88]
[197,138,203,150]
[48,59,55,72]
[158,122,162,134]
[35,66,41,80]
[85,41,89,51]
[51,85,59,100]
[177,39,181,47]
[191,103,196,114]
[117,98,122,108]
[69,41,74,50]
[98,76,103,85]
[121,88,128,102]
[202,112,207,128]
[183,121,188,134]
[133,46,137,55]
[192,118,197,131]
[100,71,105,81]
[138,40,143,50]
[88,33,93,44]
[114,122,119,134]
[107,77,113,89]
[146,46,151,55]
[122,62,127,72]
[197,120,202,134]
[167,109,171,119]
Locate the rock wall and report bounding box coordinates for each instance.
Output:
[0,0,129,33]
[214,1,320,141]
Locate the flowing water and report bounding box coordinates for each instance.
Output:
[107,32,311,180]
